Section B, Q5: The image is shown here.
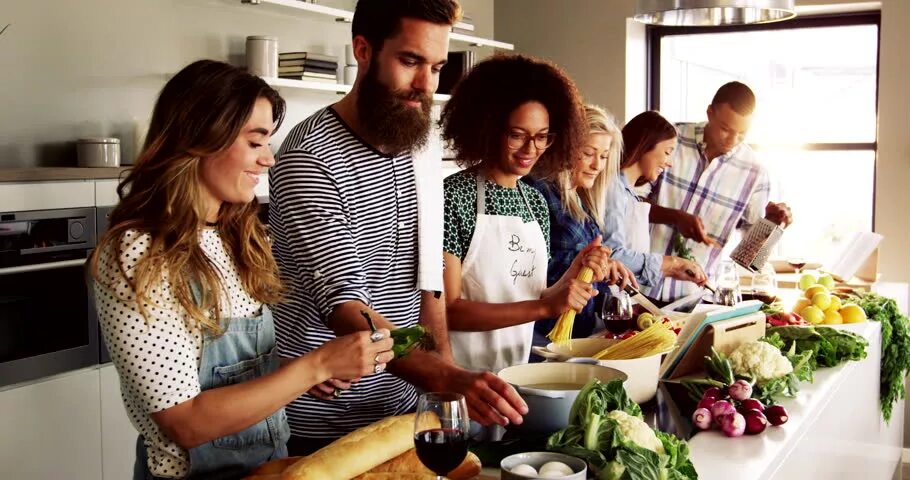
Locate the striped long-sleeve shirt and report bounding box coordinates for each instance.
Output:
[269,107,420,439]
[646,122,770,302]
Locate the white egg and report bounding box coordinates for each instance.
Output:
[510,464,539,476]
[538,461,574,477]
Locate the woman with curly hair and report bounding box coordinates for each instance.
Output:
[91,60,392,479]
[526,105,637,346]
[440,55,613,372]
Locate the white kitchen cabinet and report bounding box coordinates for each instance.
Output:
[100,364,137,480]
[0,368,103,480]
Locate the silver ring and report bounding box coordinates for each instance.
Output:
[332,388,342,398]
[369,331,384,342]
[374,363,385,374]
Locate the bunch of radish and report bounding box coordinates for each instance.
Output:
[691,380,789,437]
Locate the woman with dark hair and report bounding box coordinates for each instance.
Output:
[603,110,707,291]
[440,54,613,372]
[91,60,392,480]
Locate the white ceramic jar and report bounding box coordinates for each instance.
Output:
[77,138,121,168]
[246,35,278,77]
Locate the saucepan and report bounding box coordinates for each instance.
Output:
[497,362,627,434]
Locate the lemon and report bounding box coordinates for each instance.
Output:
[823,310,843,325]
[817,274,836,290]
[827,295,842,312]
[805,285,829,301]
[840,304,868,324]
[799,274,818,291]
[812,292,832,310]
[801,305,825,325]
[793,298,812,314]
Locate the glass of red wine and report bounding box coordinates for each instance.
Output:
[601,286,635,334]
[413,392,470,480]
[787,257,807,274]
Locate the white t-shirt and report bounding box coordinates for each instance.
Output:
[94,228,261,478]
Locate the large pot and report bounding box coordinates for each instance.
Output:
[532,338,668,405]
[497,362,627,434]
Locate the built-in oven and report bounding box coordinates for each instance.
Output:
[94,205,114,364]
[0,207,99,388]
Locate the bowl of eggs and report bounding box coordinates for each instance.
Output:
[500,452,586,479]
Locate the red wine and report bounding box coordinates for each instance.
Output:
[603,315,636,334]
[414,428,468,476]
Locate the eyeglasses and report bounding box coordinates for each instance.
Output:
[506,131,556,151]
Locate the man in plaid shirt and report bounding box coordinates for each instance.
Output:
[645,82,792,302]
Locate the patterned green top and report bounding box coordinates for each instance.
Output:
[443,169,551,261]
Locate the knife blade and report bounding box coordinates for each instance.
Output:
[623,285,666,318]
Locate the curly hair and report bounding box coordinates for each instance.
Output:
[440,54,586,173]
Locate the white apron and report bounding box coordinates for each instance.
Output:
[450,175,549,372]
[624,200,652,253]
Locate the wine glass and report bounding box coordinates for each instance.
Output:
[750,271,778,304]
[600,285,634,334]
[413,392,470,480]
[714,260,742,306]
[787,257,807,274]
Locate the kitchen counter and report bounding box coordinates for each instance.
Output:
[480,321,903,479]
[0,167,130,182]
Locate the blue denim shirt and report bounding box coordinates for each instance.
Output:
[603,174,663,287]
[524,177,605,341]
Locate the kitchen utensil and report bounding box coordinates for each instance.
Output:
[623,285,665,317]
[500,452,586,480]
[413,392,470,480]
[685,268,716,294]
[497,362,627,434]
[76,138,120,167]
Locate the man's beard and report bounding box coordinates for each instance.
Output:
[356,60,432,154]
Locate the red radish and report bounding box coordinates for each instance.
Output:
[697,396,717,410]
[720,412,746,437]
[692,408,712,430]
[711,400,735,423]
[765,405,789,426]
[728,380,753,401]
[742,409,768,435]
[739,398,765,413]
[703,387,722,400]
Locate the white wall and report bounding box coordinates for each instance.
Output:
[0,0,495,168]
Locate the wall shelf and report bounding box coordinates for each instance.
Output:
[240,0,514,50]
[261,76,451,102]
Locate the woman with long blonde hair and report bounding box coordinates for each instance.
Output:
[91,59,393,480]
[527,105,636,345]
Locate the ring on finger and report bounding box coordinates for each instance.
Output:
[332,388,342,398]
[369,331,384,343]
[374,363,385,374]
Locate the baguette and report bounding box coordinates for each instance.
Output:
[356,475,437,480]
[352,450,481,480]
[252,457,303,475]
[281,413,439,480]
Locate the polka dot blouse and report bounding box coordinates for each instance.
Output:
[94,228,261,479]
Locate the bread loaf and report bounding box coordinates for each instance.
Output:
[281,413,439,480]
[252,457,303,475]
[352,450,481,480]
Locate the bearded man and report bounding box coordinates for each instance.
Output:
[269,0,528,455]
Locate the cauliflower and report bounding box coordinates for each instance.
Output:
[607,410,664,454]
[729,340,793,382]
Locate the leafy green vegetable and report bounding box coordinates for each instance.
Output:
[751,343,813,405]
[763,326,868,371]
[390,325,434,358]
[547,379,697,480]
[673,233,695,262]
[843,292,910,422]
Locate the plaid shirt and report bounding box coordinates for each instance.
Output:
[525,177,605,339]
[646,122,770,301]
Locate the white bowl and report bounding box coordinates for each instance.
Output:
[540,338,667,404]
[501,451,587,480]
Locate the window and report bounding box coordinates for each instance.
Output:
[649,13,880,264]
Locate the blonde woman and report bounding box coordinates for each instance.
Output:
[526,105,636,345]
[91,60,392,480]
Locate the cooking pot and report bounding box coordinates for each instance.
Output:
[497,362,627,434]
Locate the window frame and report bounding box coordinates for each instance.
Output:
[646,12,882,228]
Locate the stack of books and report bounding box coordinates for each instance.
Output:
[278,52,338,83]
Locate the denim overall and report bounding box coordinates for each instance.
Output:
[134,284,290,480]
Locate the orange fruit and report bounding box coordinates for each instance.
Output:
[823,310,843,325]
[805,285,829,300]
[840,304,868,324]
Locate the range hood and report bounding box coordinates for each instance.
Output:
[634,0,797,26]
